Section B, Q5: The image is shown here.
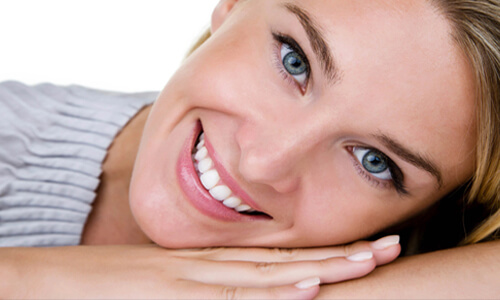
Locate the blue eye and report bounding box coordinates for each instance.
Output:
[353,147,392,180]
[281,44,308,86]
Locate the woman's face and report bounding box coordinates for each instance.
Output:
[130,0,476,248]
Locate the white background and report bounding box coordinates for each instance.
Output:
[0,0,219,92]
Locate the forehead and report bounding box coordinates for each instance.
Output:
[278,0,476,180]
[295,0,463,95]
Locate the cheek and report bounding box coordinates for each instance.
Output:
[129,158,178,241]
[128,107,200,246]
[130,177,197,247]
[287,157,382,244]
[129,179,165,242]
[175,27,275,111]
[294,197,430,245]
[291,158,442,245]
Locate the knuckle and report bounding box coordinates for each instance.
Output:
[342,244,350,256]
[317,257,330,268]
[255,261,277,275]
[189,247,226,259]
[220,286,239,300]
[199,247,224,257]
[267,287,281,300]
[274,247,298,260]
[343,241,370,256]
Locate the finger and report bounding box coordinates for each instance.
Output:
[176,236,400,263]
[182,251,376,288]
[176,278,320,300]
[178,241,371,262]
[187,246,348,262]
[370,235,401,265]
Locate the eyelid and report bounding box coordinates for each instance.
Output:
[271,32,311,93]
[347,146,408,196]
[272,32,310,65]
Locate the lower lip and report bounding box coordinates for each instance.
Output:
[176,121,263,222]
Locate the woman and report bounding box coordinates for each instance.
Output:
[1,0,499,298]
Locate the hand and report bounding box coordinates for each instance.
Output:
[5,235,400,299]
[316,240,500,299]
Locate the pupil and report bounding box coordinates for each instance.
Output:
[283,52,306,75]
[362,151,388,173]
[290,57,300,67]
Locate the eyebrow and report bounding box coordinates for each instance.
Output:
[373,133,443,188]
[282,3,340,84]
[281,4,443,190]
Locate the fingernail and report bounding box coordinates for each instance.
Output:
[295,277,321,289]
[346,251,373,262]
[371,235,400,250]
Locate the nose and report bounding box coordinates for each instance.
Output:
[236,121,314,194]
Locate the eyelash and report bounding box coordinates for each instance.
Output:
[270,33,407,195]
[271,32,311,94]
[347,146,408,196]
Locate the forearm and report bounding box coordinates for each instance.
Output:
[317,240,500,299]
[0,246,173,299]
[0,241,395,300]
[0,247,33,299]
[0,246,94,299]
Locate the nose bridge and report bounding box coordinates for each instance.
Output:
[237,116,318,193]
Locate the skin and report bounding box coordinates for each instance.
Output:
[4,1,498,299]
[316,241,500,299]
[129,0,476,249]
[82,105,152,244]
[2,241,400,299]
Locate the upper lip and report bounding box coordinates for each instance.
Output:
[200,124,269,216]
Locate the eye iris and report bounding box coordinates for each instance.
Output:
[283,52,307,75]
[362,151,388,173]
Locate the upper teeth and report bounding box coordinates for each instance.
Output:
[193,133,253,213]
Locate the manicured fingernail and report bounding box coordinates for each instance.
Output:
[295,277,321,289]
[371,235,400,250]
[346,251,373,262]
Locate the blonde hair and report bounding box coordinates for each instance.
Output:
[185,28,211,59]
[429,0,500,244]
[188,0,500,244]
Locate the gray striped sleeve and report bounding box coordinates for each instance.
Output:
[0,81,157,247]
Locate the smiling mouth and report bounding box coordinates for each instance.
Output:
[192,129,269,217]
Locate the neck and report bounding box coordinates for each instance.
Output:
[81,105,153,245]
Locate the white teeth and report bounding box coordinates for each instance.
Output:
[209,185,232,201]
[223,196,242,208]
[197,158,213,173]
[200,170,220,190]
[193,132,261,216]
[194,146,208,161]
[235,204,252,212]
[196,139,205,150]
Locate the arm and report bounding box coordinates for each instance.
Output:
[0,238,399,299]
[317,240,500,299]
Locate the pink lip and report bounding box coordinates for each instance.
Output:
[177,121,270,222]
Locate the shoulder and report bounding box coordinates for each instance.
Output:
[0,81,157,247]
